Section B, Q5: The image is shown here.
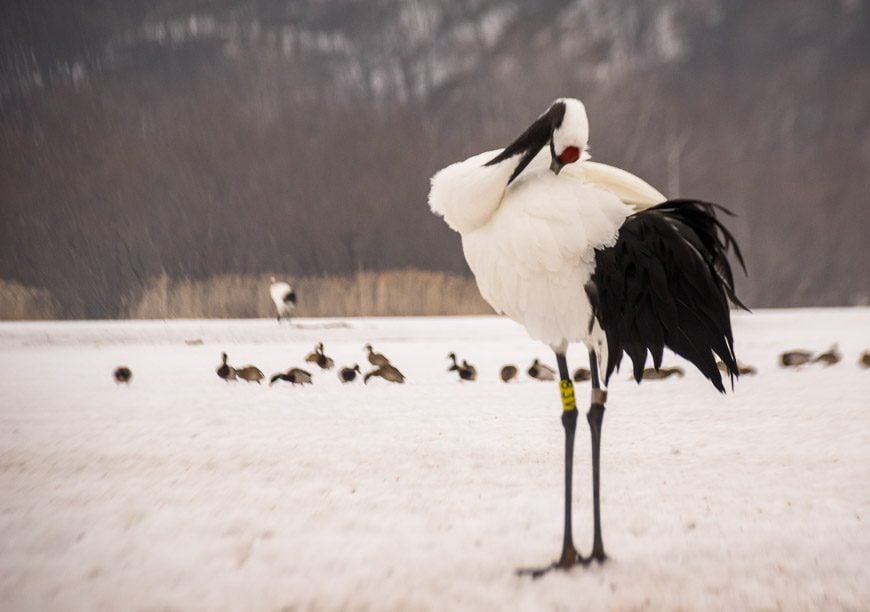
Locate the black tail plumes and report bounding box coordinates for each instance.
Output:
[586,199,748,392]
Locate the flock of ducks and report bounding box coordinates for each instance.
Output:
[112,345,870,385]
[215,342,406,386]
[453,355,721,383]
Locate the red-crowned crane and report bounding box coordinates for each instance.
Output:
[269,276,296,323]
[428,97,746,576]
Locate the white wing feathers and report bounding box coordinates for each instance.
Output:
[270,281,291,304]
[428,150,514,234]
[462,173,631,347]
[572,161,666,210]
[429,148,663,348]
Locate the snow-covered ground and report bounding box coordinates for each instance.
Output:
[1,309,868,611]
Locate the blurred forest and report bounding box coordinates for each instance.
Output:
[1,0,869,318]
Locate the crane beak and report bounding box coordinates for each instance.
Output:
[550,156,564,175]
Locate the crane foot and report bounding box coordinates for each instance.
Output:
[515,547,589,579]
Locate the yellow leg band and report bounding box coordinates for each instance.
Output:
[559,380,577,412]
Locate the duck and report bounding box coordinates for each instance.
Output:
[527,358,556,381]
[217,352,237,382]
[304,346,319,363]
[640,366,685,380]
[113,366,132,384]
[236,365,265,383]
[860,351,870,369]
[270,367,313,386]
[364,343,391,367]
[338,364,362,383]
[717,360,757,375]
[500,365,518,382]
[364,364,406,384]
[448,352,477,381]
[460,360,478,381]
[780,350,813,368]
[572,367,591,382]
[304,342,334,370]
[812,344,841,366]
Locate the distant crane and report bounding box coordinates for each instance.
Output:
[429,97,746,575]
[270,276,297,323]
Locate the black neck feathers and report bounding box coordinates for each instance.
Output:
[485,101,566,184]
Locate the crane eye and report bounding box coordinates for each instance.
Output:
[559,146,580,164]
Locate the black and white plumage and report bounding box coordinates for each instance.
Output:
[587,199,745,391]
[429,97,746,573]
[269,276,297,323]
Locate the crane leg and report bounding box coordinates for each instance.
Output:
[587,350,607,562]
[517,352,586,578]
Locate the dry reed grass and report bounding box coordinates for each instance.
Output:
[0,280,60,320]
[124,269,493,319]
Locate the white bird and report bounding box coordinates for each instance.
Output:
[269,276,297,323]
[429,97,746,575]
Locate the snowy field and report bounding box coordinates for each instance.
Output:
[1,309,868,611]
